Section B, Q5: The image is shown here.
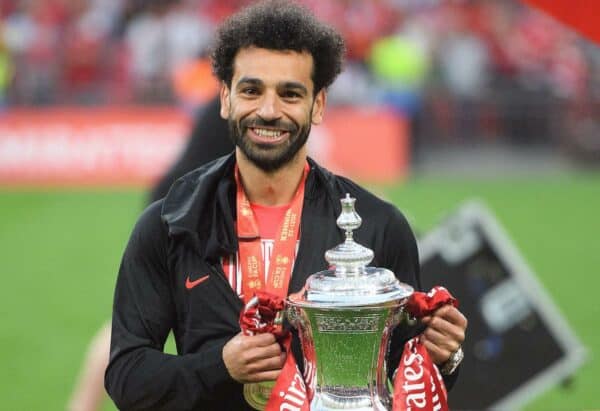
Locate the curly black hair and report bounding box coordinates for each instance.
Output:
[211,0,345,94]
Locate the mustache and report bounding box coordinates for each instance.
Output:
[240,117,297,132]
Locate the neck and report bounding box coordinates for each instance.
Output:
[235,147,308,206]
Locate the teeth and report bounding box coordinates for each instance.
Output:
[254,128,283,138]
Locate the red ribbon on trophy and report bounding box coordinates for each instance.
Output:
[393,286,459,411]
[240,286,458,411]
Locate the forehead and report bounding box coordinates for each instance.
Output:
[232,47,314,91]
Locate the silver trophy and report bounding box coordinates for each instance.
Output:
[287,194,414,410]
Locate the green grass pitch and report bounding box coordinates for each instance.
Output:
[0,172,598,410]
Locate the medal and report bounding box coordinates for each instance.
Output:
[243,381,275,410]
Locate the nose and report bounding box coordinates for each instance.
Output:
[256,91,282,122]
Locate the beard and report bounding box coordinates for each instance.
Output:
[228,115,311,173]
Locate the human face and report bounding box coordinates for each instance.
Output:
[220,47,325,172]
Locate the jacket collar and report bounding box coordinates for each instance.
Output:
[161,152,338,261]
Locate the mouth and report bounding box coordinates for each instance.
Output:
[247,127,290,144]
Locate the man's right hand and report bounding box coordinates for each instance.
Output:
[222,332,286,383]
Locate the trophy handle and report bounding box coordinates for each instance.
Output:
[285,286,307,328]
[285,304,300,328]
[403,310,418,327]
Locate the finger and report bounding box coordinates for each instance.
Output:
[422,338,452,365]
[235,333,278,353]
[422,326,461,354]
[246,353,286,373]
[249,333,278,347]
[244,343,284,363]
[433,306,468,329]
[245,369,282,383]
[426,316,465,345]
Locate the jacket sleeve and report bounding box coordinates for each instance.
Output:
[381,206,459,391]
[104,202,234,410]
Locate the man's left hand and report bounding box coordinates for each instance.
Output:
[420,305,467,365]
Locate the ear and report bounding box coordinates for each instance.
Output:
[311,89,326,125]
[219,83,230,119]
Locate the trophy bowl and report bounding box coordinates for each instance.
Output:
[287,195,414,410]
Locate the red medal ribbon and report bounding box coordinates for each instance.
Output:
[393,286,459,411]
[235,163,310,410]
[235,163,309,304]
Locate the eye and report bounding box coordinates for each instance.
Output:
[282,90,301,100]
[241,87,259,96]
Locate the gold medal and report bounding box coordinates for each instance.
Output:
[243,381,275,410]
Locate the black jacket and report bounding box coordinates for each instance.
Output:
[105,154,428,410]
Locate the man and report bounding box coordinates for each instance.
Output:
[105,1,467,410]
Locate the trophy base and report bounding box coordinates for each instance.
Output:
[310,389,390,411]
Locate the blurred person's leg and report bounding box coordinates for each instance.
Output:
[68,322,111,411]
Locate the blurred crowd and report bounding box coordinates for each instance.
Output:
[0,0,598,145]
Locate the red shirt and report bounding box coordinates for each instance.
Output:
[222,202,299,299]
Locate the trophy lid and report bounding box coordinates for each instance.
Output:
[303,194,413,306]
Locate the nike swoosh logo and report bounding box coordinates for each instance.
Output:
[185,274,210,290]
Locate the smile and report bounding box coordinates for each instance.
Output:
[252,128,284,138]
[248,127,290,143]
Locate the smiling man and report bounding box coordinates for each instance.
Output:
[105,1,467,410]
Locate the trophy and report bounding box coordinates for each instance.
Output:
[287,194,414,410]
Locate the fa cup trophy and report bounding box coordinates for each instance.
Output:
[287,194,414,410]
